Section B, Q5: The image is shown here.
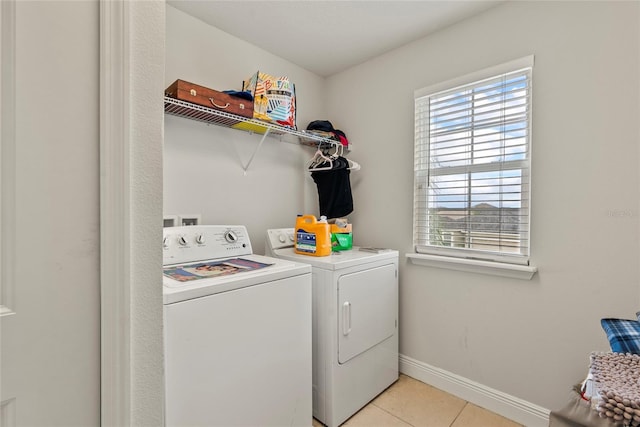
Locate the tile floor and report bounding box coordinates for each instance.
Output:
[312,374,523,427]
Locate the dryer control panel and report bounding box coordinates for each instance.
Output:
[163,225,252,265]
[265,228,296,254]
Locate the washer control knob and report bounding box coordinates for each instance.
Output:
[287,232,295,242]
[278,233,286,243]
[178,236,188,246]
[163,236,169,248]
[196,234,206,244]
[224,230,238,243]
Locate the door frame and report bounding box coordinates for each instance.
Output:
[100,1,165,425]
[100,0,131,424]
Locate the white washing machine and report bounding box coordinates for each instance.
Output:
[163,225,312,427]
[266,228,399,427]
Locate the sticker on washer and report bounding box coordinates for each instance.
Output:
[163,258,273,282]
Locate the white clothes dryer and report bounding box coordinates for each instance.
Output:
[266,228,399,427]
[163,225,312,427]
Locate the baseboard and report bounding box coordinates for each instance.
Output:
[399,354,550,427]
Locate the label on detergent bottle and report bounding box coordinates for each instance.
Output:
[296,228,317,254]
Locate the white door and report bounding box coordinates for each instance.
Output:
[338,263,397,364]
[0,1,100,425]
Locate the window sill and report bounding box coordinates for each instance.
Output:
[406,253,537,280]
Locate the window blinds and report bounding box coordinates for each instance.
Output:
[413,58,533,265]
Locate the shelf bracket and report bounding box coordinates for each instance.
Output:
[240,128,270,175]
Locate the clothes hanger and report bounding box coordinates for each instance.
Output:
[346,158,361,171]
[307,145,330,166]
[329,143,343,159]
[330,143,360,171]
[308,141,361,172]
[307,146,333,171]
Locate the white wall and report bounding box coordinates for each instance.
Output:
[165,6,329,254]
[325,0,640,412]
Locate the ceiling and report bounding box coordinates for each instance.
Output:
[167,1,504,77]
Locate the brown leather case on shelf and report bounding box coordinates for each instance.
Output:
[165,79,254,118]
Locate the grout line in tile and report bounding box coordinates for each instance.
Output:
[370,401,418,427]
[448,402,469,427]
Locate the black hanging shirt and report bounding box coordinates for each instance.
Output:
[311,156,354,218]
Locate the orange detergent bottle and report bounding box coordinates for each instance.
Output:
[294,215,331,257]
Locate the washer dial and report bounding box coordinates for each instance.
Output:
[224,230,238,243]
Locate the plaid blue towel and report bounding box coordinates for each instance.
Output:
[601,318,640,354]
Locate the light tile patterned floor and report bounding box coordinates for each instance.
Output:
[312,374,523,427]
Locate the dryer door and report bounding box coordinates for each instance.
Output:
[338,263,397,364]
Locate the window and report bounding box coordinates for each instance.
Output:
[413,56,533,266]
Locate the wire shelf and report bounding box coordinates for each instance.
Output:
[163,96,342,149]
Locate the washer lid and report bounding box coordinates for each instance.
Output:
[163,254,310,305]
[271,247,398,270]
